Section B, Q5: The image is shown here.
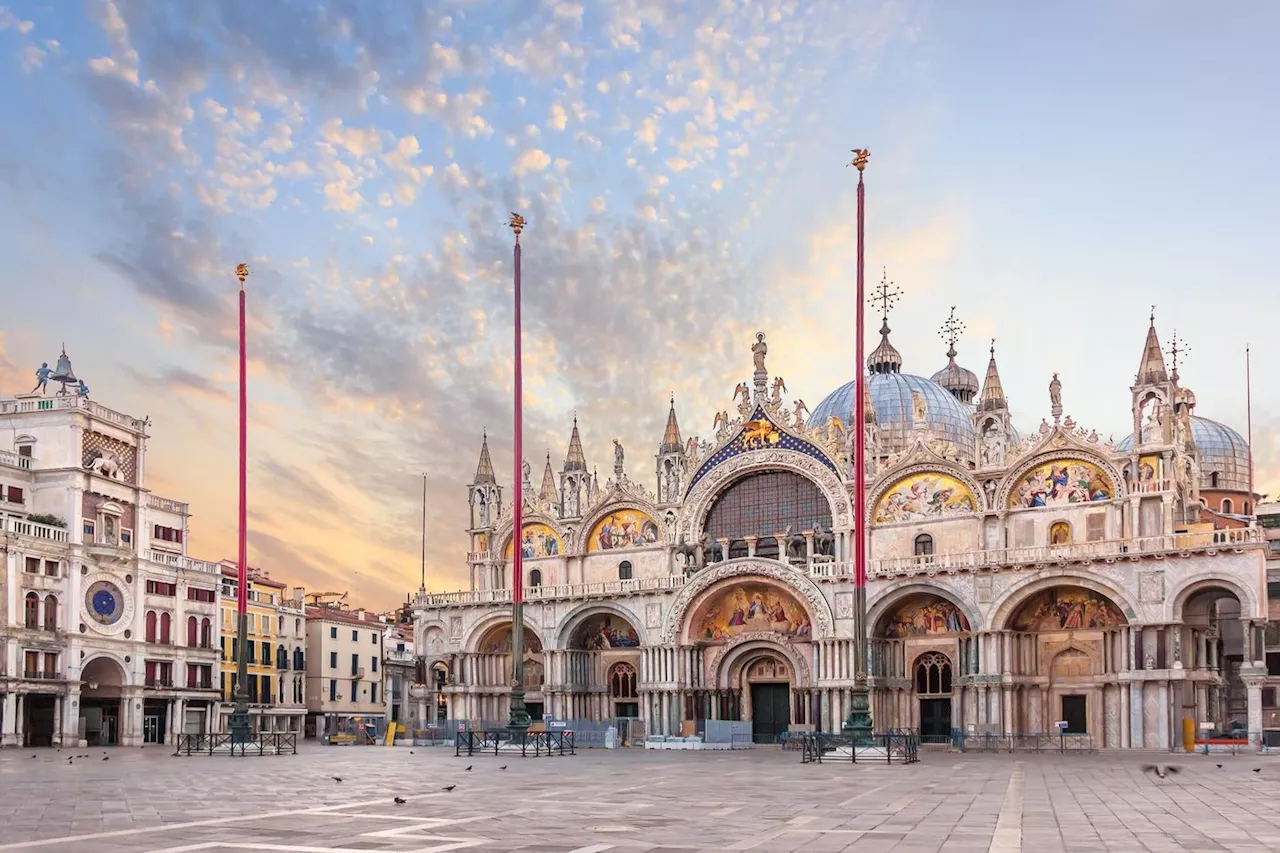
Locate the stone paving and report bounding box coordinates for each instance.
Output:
[1,744,1279,852]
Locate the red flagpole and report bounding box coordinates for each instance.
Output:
[230,263,251,741]
[507,215,531,734]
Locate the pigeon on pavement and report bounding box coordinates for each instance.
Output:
[393,797,406,805]
[1140,764,1178,779]
[442,785,456,792]
[331,776,343,783]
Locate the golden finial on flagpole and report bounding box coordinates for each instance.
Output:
[235,263,250,289]
[507,212,526,243]
[849,148,870,172]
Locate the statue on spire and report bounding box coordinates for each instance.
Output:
[1049,373,1063,423]
[752,332,768,374]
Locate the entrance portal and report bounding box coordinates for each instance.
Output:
[1062,694,1087,734]
[22,694,57,747]
[919,698,951,742]
[750,683,790,744]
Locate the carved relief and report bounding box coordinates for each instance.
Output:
[645,602,662,629]
[835,591,854,619]
[705,631,813,688]
[82,431,138,484]
[1138,571,1165,604]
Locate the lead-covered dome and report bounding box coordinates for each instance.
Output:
[809,373,977,457]
[1117,415,1251,491]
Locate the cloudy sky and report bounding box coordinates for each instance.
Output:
[1,1,1276,610]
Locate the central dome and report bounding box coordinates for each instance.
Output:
[808,373,977,457]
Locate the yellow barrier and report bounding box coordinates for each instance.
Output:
[1182,717,1195,753]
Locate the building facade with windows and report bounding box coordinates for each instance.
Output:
[1,353,221,747]
[303,605,386,739]
[215,563,305,734]
[413,317,1268,748]
[382,621,415,734]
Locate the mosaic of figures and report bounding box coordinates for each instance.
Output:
[1009,459,1113,509]
[694,583,812,643]
[874,473,977,523]
[880,594,970,638]
[506,523,562,558]
[1138,455,1161,484]
[1010,587,1126,631]
[588,510,661,551]
[570,614,642,649]
[477,624,544,654]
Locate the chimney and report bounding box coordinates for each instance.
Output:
[356,609,365,620]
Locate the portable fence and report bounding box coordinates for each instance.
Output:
[454,729,576,758]
[798,730,920,765]
[173,732,298,757]
[952,730,1096,754]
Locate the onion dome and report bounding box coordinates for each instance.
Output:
[931,308,979,403]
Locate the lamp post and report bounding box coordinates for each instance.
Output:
[506,214,532,737]
[842,150,874,745]
[228,263,252,746]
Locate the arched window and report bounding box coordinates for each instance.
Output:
[618,560,633,580]
[294,646,304,670]
[187,615,198,646]
[295,617,301,634]
[24,592,40,629]
[1244,501,1251,516]
[201,617,212,648]
[704,471,833,552]
[609,662,638,699]
[145,609,158,642]
[914,652,952,696]
[159,611,172,644]
[1222,498,1233,514]
[913,534,934,557]
[278,615,284,633]
[431,662,449,690]
[1211,472,1220,488]
[529,569,542,587]
[42,594,59,631]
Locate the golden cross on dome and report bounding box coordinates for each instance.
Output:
[1166,330,1190,376]
[870,268,901,324]
[938,306,966,355]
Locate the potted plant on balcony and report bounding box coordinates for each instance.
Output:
[27,513,66,528]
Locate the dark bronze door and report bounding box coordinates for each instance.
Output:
[919,698,952,742]
[750,683,790,744]
[1062,694,1087,734]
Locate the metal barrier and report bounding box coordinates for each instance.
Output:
[798,730,920,765]
[953,731,1096,754]
[173,732,298,757]
[454,729,576,758]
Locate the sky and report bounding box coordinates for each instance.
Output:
[0,0,1276,611]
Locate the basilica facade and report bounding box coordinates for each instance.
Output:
[411,314,1268,749]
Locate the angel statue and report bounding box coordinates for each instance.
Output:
[793,399,809,430]
[733,382,752,417]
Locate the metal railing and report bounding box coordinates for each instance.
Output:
[455,729,576,758]
[953,731,1096,754]
[173,732,298,757]
[798,730,920,765]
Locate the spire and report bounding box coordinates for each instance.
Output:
[473,431,496,484]
[661,395,684,453]
[1135,306,1169,385]
[564,415,588,471]
[866,269,903,374]
[978,339,1007,412]
[539,452,557,502]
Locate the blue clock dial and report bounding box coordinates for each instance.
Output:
[85,580,126,626]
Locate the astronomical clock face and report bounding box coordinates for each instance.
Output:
[81,573,133,635]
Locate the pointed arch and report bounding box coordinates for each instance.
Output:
[576,499,663,556]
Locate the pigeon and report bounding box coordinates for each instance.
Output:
[393,797,406,805]
[1140,764,1178,779]
[442,785,456,792]
[1253,768,1262,774]
[465,765,472,771]
[31,755,36,759]
[499,765,507,771]
[331,776,343,783]
[409,751,415,755]
[101,756,109,761]
[1216,764,1223,769]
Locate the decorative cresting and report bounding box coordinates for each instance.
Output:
[687,405,838,494]
[869,465,982,525]
[661,558,834,644]
[987,573,1139,632]
[577,500,663,554]
[997,444,1126,512]
[679,450,848,544]
[709,634,813,689]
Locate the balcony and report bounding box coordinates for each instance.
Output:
[145,678,174,689]
[185,680,215,690]
[0,516,69,544]
[468,550,494,562]
[147,493,189,515]
[23,670,61,680]
[870,527,1264,578]
[418,527,1266,607]
[144,550,220,574]
[0,449,32,470]
[385,649,416,664]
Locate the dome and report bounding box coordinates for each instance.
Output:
[931,359,980,403]
[809,373,977,457]
[1116,415,1251,491]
